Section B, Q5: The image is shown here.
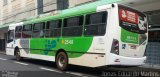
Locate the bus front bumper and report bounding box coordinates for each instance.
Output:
[108,53,146,66]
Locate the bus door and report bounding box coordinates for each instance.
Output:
[6,29,15,56]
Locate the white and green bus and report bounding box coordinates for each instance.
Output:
[6,1,148,70]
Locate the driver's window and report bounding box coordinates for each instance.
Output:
[7,30,14,43]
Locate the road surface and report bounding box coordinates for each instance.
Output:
[0,54,159,77]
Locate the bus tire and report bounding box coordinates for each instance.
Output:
[15,49,23,61]
[56,52,68,71]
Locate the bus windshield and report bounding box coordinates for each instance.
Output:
[118,5,147,34]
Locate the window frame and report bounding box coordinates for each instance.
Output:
[84,11,108,36]
[33,22,45,31]
[64,16,83,27]
[7,30,14,43]
[85,11,107,26]
[44,19,62,37]
[118,4,147,34]
[62,15,84,37]
[15,26,22,39]
[32,22,45,38]
[46,20,62,30]
[22,24,32,38]
[22,24,32,31]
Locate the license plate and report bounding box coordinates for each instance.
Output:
[130,45,137,49]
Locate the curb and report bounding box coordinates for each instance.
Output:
[140,64,160,70]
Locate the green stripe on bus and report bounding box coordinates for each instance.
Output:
[121,28,139,44]
[30,37,93,58]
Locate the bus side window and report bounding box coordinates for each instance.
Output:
[15,26,22,39]
[7,30,14,43]
[45,20,61,37]
[32,22,45,38]
[84,11,107,36]
[22,24,32,38]
[62,16,83,37]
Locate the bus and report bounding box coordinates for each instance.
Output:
[6,1,148,71]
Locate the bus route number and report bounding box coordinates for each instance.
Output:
[65,40,74,45]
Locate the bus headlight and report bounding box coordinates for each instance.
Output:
[111,39,119,55]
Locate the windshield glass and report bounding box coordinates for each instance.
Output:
[118,5,147,34]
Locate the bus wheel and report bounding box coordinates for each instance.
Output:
[15,49,22,61]
[56,52,68,71]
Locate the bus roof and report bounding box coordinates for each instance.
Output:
[9,22,23,30]
[24,0,121,25]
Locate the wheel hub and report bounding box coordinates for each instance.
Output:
[58,55,65,67]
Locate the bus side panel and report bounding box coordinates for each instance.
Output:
[6,46,14,56]
[17,39,30,57]
[29,36,107,67]
[69,5,111,67]
[29,37,93,58]
[69,37,106,67]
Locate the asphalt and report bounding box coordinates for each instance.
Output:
[0,53,160,77]
[0,54,81,77]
